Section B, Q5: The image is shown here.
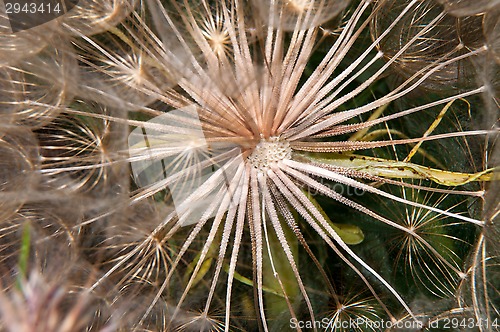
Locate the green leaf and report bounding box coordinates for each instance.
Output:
[223,266,285,298]
[304,190,364,245]
[330,222,365,245]
[297,152,497,186]
[16,223,31,290]
[262,216,299,316]
[183,235,219,288]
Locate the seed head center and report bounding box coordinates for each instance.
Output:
[247,137,291,171]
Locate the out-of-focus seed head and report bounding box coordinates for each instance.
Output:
[61,0,138,36]
[254,0,351,31]
[435,0,500,17]
[372,0,484,92]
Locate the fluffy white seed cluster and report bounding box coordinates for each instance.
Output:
[248,137,292,171]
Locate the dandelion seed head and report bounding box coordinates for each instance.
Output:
[1,0,496,329]
[247,137,292,172]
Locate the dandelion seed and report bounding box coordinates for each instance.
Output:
[0,130,39,222]
[325,290,381,332]
[0,205,82,288]
[371,0,485,91]
[0,38,77,128]
[36,109,110,193]
[382,183,472,298]
[0,7,56,66]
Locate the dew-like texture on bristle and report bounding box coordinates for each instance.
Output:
[0,0,498,331]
